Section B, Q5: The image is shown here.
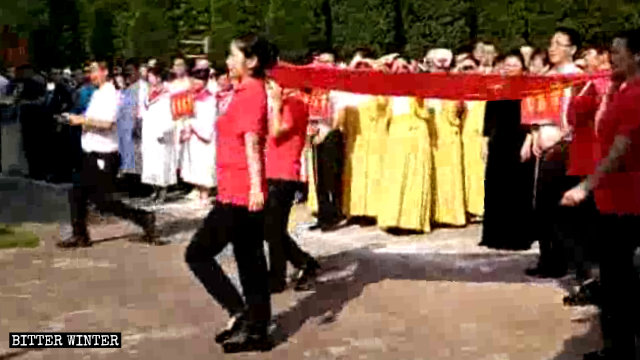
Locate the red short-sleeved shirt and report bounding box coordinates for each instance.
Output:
[266,92,309,181]
[594,78,640,215]
[216,77,268,206]
[567,83,603,176]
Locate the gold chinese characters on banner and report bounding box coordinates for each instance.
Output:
[170,90,195,121]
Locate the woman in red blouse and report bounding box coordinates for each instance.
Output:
[561,30,640,360]
[185,33,277,353]
[265,79,320,294]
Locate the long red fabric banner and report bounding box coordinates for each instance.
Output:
[269,64,611,101]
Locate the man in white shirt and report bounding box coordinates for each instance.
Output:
[57,61,165,248]
[524,27,587,279]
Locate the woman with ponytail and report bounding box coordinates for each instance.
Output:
[185,33,277,353]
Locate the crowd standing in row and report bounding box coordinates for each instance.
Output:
[0,26,638,359]
[297,29,636,360]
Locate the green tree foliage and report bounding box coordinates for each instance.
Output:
[208,0,271,68]
[48,0,86,67]
[330,0,398,59]
[130,4,176,62]
[403,0,471,59]
[0,0,48,37]
[166,0,210,43]
[265,0,326,62]
[10,0,640,69]
[477,0,640,52]
[90,5,116,62]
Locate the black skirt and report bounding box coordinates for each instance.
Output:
[480,100,535,250]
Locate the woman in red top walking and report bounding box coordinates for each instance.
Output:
[185,33,276,353]
[265,78,321,294]
[561,29,640,360]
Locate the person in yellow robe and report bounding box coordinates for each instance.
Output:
[427,98,467,226]
[461,100,487,218]
[341,94,390,218]
[364,95,391,218]
[377,96,432,232]
[305,142,319,214]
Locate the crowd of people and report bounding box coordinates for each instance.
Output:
[304,28,635,360]
[0,25,638,359]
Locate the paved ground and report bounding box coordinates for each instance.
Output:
[0,177,603,359]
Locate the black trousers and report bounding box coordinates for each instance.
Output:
[534,141,575,271]
[70,126,84,173]
[556,194,599,279]
[598,214,640,358]
[265,179,314,284]
[314,130,344,224]
[185,202,271,324]
[69,152,150,236]
[50,123,75,183]
[20,105,52,180]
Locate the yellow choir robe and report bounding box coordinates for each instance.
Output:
[304,144,318,214]
[342,95,390,218]
[461,101,487,217]
[377,97,432,232]
[427,99,467,226]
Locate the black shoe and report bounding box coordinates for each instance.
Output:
[320,217,344,232]
[132,213,168,245]
[222,323,273,353]
[525,265,567,279]
[308,222,323,231]
[56,235,91,249]
[564,278,601,307]
[269,278,287,294]
[583,350,612,360]
[140,213,159,242]
[320,223,339,232]
[294,260,320,291]
[215,313,246,344]
[525,266,543,277]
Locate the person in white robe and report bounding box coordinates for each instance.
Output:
[180,68,217,206]
[167,57,192,172]
[141,66,177,203]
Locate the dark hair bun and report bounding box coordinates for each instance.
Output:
[233,33,279,77]
[148,63,168,82]
[190,68,211,81]
[266,42,280,69]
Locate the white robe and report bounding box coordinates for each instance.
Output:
[141,93,177,187]
[168,79,192,168]
[181,93,217,188]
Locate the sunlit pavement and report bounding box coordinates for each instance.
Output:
[0,176,602,359]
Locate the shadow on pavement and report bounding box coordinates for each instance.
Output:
[0,349,45,360]
[270,247,602,358]
[156,217,203,239]
[79,217,203,245]
[0,177,70,224]
[550,320,602,360]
